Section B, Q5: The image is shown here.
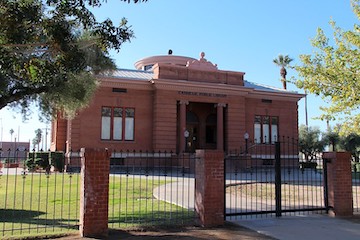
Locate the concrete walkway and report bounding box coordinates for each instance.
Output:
[231,214,360,240]
[154,180,360,240]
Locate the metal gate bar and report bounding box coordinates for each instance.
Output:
[225,138,327,219]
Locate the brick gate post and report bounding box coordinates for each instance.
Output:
[79,148,110,237]
[323,152,353,217]
[195,150,224,227]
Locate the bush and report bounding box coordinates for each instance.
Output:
[25,158,37,172]
[26,151,65,172]
[35,157,49,169]
[50,152,65,172]
[27,152,50,171]
[300,161,318,170]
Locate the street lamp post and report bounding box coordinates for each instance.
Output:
[244,132,249,154]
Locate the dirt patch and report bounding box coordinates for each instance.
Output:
[56,222,275,240]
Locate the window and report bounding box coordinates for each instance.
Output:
[101,107,135,141]
[101,107,111,140]
[125,108,134,140]
[254,115,278,144]
[271,117,278,143]
[113,108,123,140]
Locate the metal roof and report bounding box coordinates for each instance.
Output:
[244,80,291,93]
[98,69,153,80]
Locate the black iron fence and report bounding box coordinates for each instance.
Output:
[0,149,80,239]
[225,139,327,219]
[107,151,196,228]
[0,149,197,238]
[1,145,358,238]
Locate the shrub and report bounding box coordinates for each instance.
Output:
[27,152,50,171]
[26,151,65,172]
[50,152,65,172]
[35,157,49,170]
[300,161,318,170]
[25,158,37,172]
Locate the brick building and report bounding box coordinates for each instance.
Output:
[0,141,30,167]
[51,52,303,158]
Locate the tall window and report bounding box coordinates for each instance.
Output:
[254,115,278,144]
[101,107,135,141]
[271,117,278,143]
[125,108,135,140]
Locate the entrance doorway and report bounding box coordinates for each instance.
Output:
[177,102,225,152]
[186,111,199,152]
[186,124,199,152]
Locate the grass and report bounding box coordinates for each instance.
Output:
[108,174,194,228]
[0,172,194,239]
[0,172,80,239]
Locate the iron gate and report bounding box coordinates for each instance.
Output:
[225,138,328,219]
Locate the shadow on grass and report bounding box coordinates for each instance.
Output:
[0,209,78,231]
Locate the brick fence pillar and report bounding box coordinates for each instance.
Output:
[323,152,353,217]
[195,150,224,227]
[79,148,110,237]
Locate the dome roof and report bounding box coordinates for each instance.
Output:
[134,55,196,70]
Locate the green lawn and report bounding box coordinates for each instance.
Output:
[0,172,80,239]
[108,174,194,228]
[0,172,193,239]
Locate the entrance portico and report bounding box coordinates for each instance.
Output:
[177,101,225,153]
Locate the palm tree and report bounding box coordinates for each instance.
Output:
[273,54,293,89]
[34,129,42,151]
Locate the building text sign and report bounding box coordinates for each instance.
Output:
[178,91,227,98]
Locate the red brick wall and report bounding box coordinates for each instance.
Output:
[226,97,246,150]
[53,74,301,153]
[195,150,224,227]
[323,152,353,216]
[153,90,178,151]
[66,86,154,152]
[153,64,244,86]
[79,148,110,237]
[245,98,299,141]
[51,118,67,152]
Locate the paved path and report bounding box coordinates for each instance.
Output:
[232,214,360,240]
[154,180,360,240]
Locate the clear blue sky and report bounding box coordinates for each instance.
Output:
[0,0,358,146]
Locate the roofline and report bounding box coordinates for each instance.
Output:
[96,70,304,101]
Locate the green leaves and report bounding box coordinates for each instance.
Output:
[273,54,293,89]
[0,0,142,119]
[273,54,293,67]
[295,1,360,134]
[299,125,325,161]
[0,0,43,44]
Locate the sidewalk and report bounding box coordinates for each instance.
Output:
[231,214,360,240]
[154,180,360,240]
